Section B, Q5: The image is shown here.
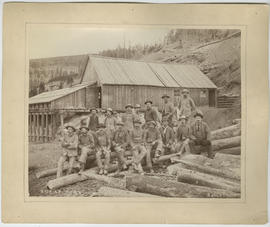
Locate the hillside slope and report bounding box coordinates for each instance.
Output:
[141,32,241,95]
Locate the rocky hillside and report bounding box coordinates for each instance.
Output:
[141,30,241,95]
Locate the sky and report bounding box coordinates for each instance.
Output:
[28,25,170,59]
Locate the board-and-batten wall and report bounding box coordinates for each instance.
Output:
[101,85,210,110]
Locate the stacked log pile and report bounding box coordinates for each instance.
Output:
[42,122,241,198]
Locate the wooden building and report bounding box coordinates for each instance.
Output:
[29,55,217,142]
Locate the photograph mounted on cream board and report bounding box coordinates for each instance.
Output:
[2,3,269,224]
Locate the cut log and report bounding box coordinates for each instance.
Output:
[125,174,240,198]
[46,161,132,190]
[212,136,241,151]
[36,150,133,179]
[176,167,240,193]
[211,124,241,140]
[217,146,241,155]
[168,159,240,182]
[96,186,161,197]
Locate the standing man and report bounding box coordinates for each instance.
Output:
[144,121,163,173]
[189,110,214,159]
[160,116,175,155]
[144,100,159,127]
[104,107,117,139]
[88,108,99,132]
[178,89,196,121]
[122,104,135,132]
[111,121,129,172]
[130,119,147,174]
[161,94,175,126]
[95,124,111,175]
[57,125,78,178]
[77,126,95,174]
[134,104,145,126]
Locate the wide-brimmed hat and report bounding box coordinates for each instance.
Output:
[107,108,113,113]
[97,123,106,129]
[144,100,153,105]
[79,126,89,131]
[90,108,97,112]
[182,89,190,94]
[65,125,76,131]
[161,94,170,99]
[178,115,187,121]
[194,110,203,118]
[148,121,157,126]
[116,121,124,126]
[134,104,141,109]
[133,119,142,124]
[125,104,133,109]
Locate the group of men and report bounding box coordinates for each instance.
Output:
[57,89,214,178]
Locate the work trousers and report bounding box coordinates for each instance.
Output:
[189,139,214,158]
[57,152,77,178]
[113,145,127,169]
[96,147,111,170]
[78,146,94,164]
[145,141,163,169]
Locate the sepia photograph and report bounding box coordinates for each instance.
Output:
[28,26,242,198]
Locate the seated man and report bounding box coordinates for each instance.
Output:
[77,126,95,174]
[57,125,78,178]
[189,110,214,159]
[130,119,147,174]
[144,121,163,173]
[175,115,191,155]
[95,124,111,175]
[111,121,129,172]
[160,115,175,155]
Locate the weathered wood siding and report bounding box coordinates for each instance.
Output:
[85,86,100,109]
[51,88,86,109]
[101,85,213,110]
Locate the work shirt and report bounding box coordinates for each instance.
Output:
[144,128,161,144]
[176,124,190,142]
[162,102,175,117]
[130,127,145,145]
[160,125,175,145]
[145,107,158,123]
[104,116,116,131]
[78,133,95,148]
[134,112,145,125]
[96,130,110,147]
[190,121,211,141]
[122,112,135,131]
[88,114,99,131]
[62,133,78,150]
[112,128,129,147]
[178,97,196,118]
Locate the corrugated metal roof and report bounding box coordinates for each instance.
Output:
[29,83,91,105]
[89,55,216,89]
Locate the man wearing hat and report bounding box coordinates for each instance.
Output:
[104,108,117,139]
[57,125,79,178]
[88,108,99,132]
[161,94,176,126]
[77,126,96,174]
[111,121,129,172]
[144,120,163,173]
[134,104,145,126]
[130,119,147,174]
[144,100,159,126]
[122,104,135,132]
[160,116,175,155]
[175,115,191,155]
[189,110,214,159]
[178,89,196,120]
[95,124,111,175]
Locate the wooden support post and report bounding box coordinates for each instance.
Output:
[41,113,45,142]
[37,114,40,142]
[45,113,48,142]
[33,113,37,142]
[48,114,52,141]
